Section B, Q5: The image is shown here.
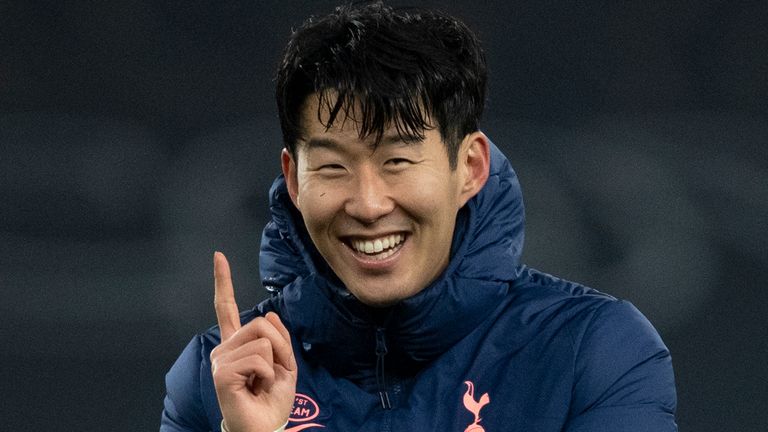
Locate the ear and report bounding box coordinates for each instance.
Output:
[457,131,490,207]
[281,148,301,210]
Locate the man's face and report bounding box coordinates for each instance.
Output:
[282,97,485,307]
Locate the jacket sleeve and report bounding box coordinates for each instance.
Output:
[564,300,678,432]
[160,335,211,432]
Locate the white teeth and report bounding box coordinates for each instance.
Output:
[351,234,404,255]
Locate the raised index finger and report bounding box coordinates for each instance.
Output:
[213,251,240,341]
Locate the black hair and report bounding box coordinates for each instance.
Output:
[275,1,487,169]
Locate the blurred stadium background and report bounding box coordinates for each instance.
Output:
[1,1,766,430]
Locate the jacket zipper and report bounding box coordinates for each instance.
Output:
[375,327,392,410]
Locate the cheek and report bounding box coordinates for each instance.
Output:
[297,183,343,224]
[396,174,461,217]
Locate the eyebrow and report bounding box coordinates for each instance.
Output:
[304,133,423,151]
[304,137,344,151]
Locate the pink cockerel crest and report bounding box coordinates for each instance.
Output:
[463,381,490,432]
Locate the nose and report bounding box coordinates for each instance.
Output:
[344,166,395,223]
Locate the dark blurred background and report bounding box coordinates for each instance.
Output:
[1,0,766,430]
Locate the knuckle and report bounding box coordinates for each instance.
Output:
[244,316,269,335]
[256,337,273,350]
[252,316,268,328]
[265,368,276,382]
[249,339,272,359]
[210,357,221,375]
[210,344,225,359]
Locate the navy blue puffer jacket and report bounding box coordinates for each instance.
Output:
[161,143,677,431]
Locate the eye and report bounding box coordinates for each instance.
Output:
[310,163,347,177]
[386,158,413,166]
[318,163,345,171]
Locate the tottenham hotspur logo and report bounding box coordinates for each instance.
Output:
[462,381,490,432]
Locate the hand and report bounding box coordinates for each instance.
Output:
[210,252,298,432]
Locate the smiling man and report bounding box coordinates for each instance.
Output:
[161,3,677,432]
[283,96,487,307]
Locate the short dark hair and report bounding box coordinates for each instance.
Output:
[276,1,487,169]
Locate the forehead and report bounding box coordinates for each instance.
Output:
[298,93,368,137]
[296,92,432,151]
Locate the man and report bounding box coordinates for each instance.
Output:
[161,3,677,431]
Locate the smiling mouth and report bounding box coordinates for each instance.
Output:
[345,233,406,261]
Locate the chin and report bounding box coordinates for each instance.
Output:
[347,283,417,308]
[350,291,400,308]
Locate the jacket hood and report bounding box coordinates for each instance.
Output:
[258,140,525,379]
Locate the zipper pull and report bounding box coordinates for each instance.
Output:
[375,327,392,410]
